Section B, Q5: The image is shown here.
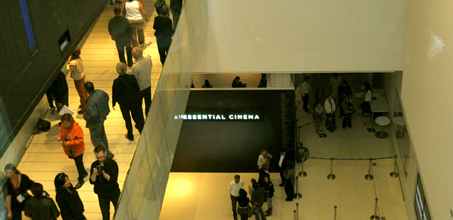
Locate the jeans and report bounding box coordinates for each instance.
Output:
[230,195,239,220]
[120,102,144,139]
[116,41,133,67]
[342,114,352,128]
[254,206,266,220]
[74,154,87,181]
[140,87,152,117]
[266,197,273,209]
[89,124,114,158]
[98,194,119,220]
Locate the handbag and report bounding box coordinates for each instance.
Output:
[247,205,253,218]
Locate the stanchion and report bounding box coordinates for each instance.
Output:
[390,155,399,178]
[365,159,374,180]
[296,203,299,220]
[294,176,302,199]
[327,158,336,180]
[294,210,297,220]
[370,198,380,220]
[334,206,337,220]
[298,158,307,177]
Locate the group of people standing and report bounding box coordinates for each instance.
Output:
[228,149,296,220]
[298,74,373,136]
[4,144,119,220]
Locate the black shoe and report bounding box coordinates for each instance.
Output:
[285,198,293,201]
[79,172,88,181]
[125,134,134,141]
[74,181,85,189]
[279,183,284,187]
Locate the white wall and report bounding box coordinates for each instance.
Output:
[402,0,453,219]
[195,0,407,73]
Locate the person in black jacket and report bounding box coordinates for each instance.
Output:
[54,173,86,220]
[237,189,250,220]
[45,71,69,113]
[4,164,35,220]
[278,150,288,187]
[170,0,183,30]
[251,183,268,220]
[258,162,270,188]
[90,145,121,220]
[153,6,173,64]
[24,183,60,220]
[112,62,144,141]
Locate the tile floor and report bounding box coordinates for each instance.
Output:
[16,1,409,219]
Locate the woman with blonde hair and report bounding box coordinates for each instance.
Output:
[122,0,148,47]
[57,113,88,189]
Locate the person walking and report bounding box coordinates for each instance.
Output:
[153,6,173,64]
[170,0,183,30]
[83,81,114,159]
[112,62,144,141]
[122,0,148,47]
[109,5,134,67]
[54,173,86,220]
[57,113,88,189]
[301,76,311,113]
[130,47,152,117]
[251,183,268,220]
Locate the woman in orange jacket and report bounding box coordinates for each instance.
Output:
[57,114,88,189]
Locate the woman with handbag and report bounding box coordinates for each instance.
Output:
[112,62,144,141]
[237,189,251,220]
[57,113,88,189]
[4,164,35,220]
[54,173,86,220]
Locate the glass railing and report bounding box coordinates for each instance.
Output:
[114,0,209,219]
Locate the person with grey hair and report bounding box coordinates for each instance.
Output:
[112,62,144,141]
[131,47,152,116]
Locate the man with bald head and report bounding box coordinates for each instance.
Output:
[131,47,152,116]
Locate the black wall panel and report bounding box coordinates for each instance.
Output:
[0,0,108,158]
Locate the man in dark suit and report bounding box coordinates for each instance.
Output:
[278,150,288,187]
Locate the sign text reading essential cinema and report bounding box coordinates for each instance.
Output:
[174,114,260,121]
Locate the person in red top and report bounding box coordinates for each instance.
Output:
[58,113,88,189]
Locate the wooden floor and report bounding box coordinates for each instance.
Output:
[18,1,160,219]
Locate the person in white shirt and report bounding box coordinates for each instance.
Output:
[130,47,152,116]
[278,150,287,187]
[257,149,272,169]
[301,77,311,113]
[228,175,244,220]
[324,94,336,130]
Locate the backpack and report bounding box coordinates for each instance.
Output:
[34,118,51,134]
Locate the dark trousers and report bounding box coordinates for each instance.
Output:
[279,167,286,185]
[120,102,144,139]
[156,36,172,64]
[254,206,266,220]
[285,180,294,200]
[171,9,181,30]
[230,195,239,220]
[11,208,22,220]
[140,87,152,117]
[98,194,119,220]
[342,114,352,128]
[302,93,309,111]
[326,113,336,127]
[116,41,133,67]
[238,207,248,220]
[74,154,87,181]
